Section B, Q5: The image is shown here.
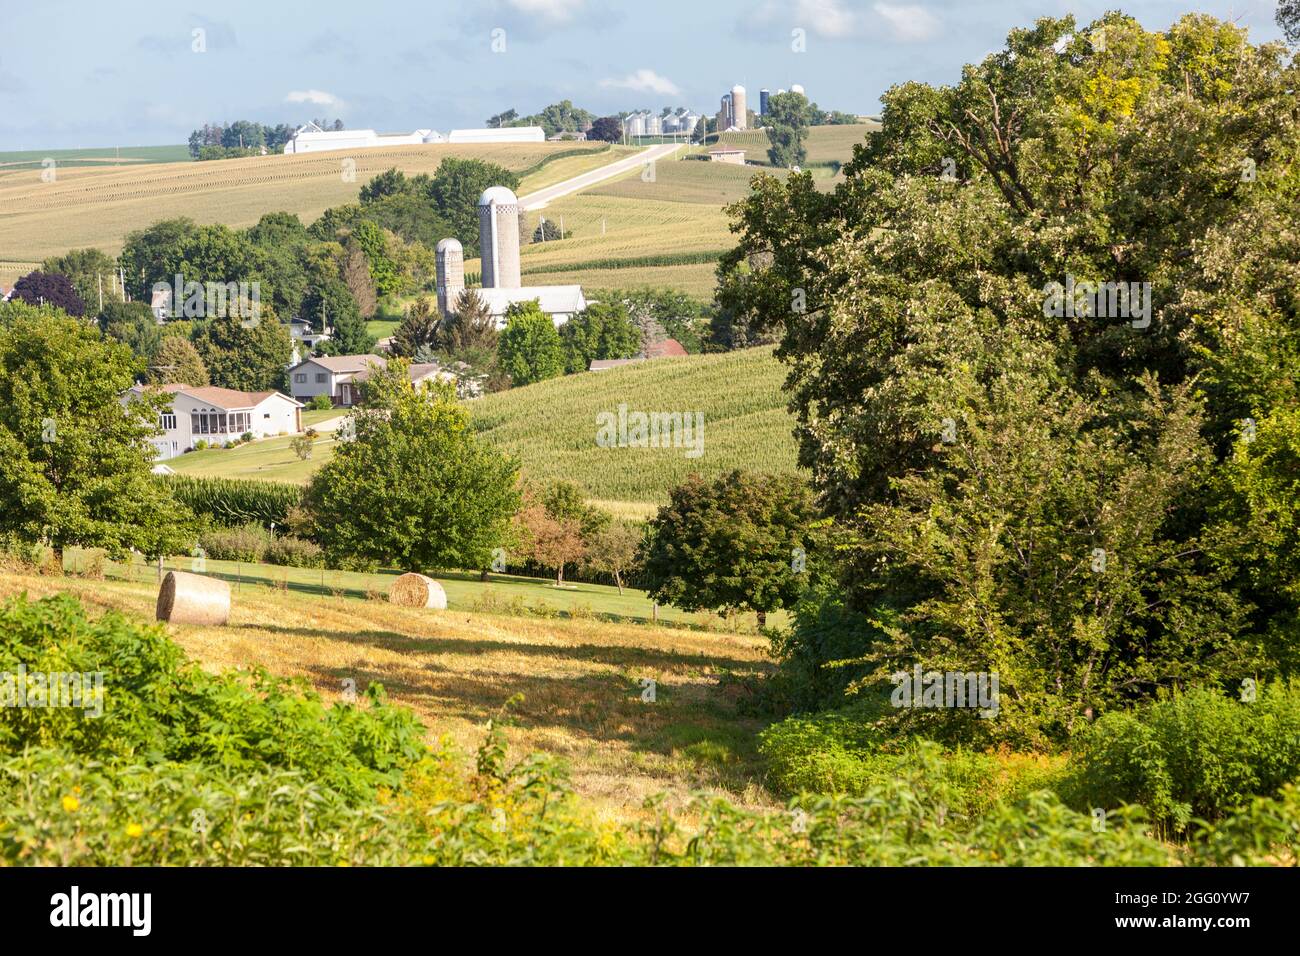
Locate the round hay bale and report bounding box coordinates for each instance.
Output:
[389,573,447,609]
[156,570,231,625]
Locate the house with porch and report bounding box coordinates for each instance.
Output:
[121,383,302,460]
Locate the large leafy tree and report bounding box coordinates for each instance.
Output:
[718,12,1300,732]
[99,301,163,362]
[149,336,209,386]
[10,272,85,317]
[429,158,521,257]
[764,91,813,168]
[389,296,441,358]
[559,302,640,373]
[192,314,291,391]
[303,363,520,572]
[642,471,818,626]
[306,280,374,356]
[41,249,117,314]
[497,301,564,386]
[119,218,199,300]
[0,310,196,564]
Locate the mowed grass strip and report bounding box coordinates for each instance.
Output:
[0,567,777,816]
[526,262,720,299]
[0,141,607,263]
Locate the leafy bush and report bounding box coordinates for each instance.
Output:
[199,522,270,561]
[307,395,334,411]
[0,594,425,802]
[759,704,1064,817]
[1059,683,1300,832]
[264,535,324,568]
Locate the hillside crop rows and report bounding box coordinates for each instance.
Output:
[0,141,606,262]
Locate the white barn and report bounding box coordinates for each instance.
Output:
[281,123,445,154]
[447,126,545,144]
[121,384,302,460]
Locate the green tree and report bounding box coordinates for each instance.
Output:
[303,363,520,572]
[497,301,564,386]
[389,296,441,358]
[559,302,640,373]
[351,220,401,298]
[641,471,818,626]
[192,314,291,391]
[306,280,374,356]
[98,301,163,362]
[41,248,118,314]
[429,158,521,257]
[584,521,642,594]
[149,336,209,386]
[0,310,196,564]
[764,91,812,168]
[119,218,199,300]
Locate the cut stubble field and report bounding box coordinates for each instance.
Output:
[0,140,609,268]
[0,566,779,819]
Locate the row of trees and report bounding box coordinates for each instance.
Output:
[187,119,344,159]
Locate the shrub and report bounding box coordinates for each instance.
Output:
[264,535,324,568]
[199,522,270,562]
[1059,683,1300,832]
[307,395,333,411]
[0,594,426,802]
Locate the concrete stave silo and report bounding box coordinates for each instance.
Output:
[477,186,521,290]
[435,238,464,317]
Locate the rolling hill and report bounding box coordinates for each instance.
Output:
[167,346,801,517]
[0,141,610,284]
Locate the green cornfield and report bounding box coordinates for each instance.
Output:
[470,346,802,508]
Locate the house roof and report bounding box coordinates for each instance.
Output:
[352,362,449,384]
[129,383,302,410]
[644,338,688,359]
[291,354,386,374]
[589,358,643,371]
[474,286,587,318]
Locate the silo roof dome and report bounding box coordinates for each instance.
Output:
[436,238,463,253]
[731,84,746,94]
[478,186,519,206]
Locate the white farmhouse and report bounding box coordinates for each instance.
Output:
[121,384,303,460]
[287,354,452,407]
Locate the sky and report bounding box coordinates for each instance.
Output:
[0,0,1287,149]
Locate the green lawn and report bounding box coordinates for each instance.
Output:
[0,144,192,169]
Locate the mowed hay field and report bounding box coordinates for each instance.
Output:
[0,140,610,267]
[0,569,777,818]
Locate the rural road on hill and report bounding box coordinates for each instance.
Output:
[519,143,683,211]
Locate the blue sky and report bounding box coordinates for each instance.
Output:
[0,0,1287,149]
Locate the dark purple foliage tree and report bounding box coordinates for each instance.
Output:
[11,271,86,317]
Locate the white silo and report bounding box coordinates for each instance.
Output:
[435,238,464,317]
[731,85,748,129]
[477,186,521,289]
[790,84,805,96]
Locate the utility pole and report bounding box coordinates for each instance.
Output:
[97,273,103,312]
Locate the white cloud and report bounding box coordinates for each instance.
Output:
[506,0,588,22]
[285,89,345,108]
[795,0,861,39]
[872,3,940,42]
[599,68,681,97]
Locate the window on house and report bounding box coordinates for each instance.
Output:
[294,373,306,383]
[160,413,176,430]
[316,373,328,383]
